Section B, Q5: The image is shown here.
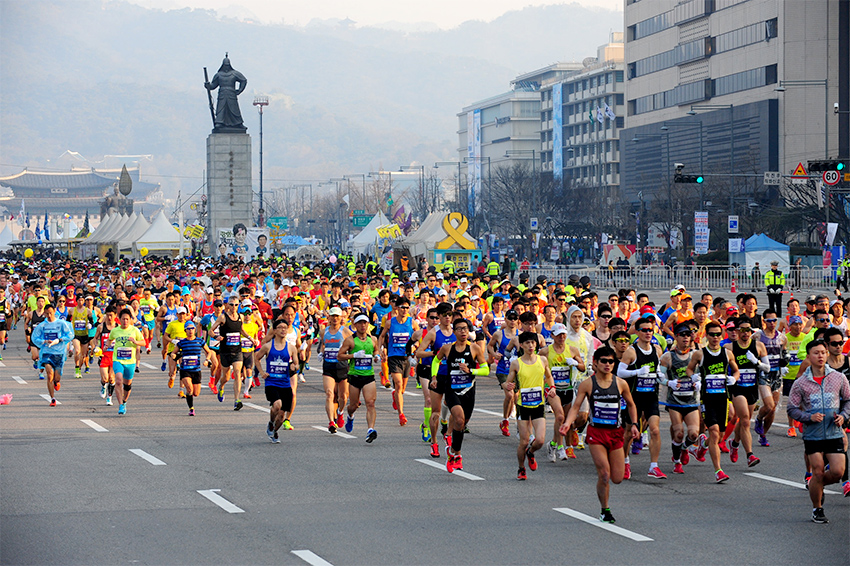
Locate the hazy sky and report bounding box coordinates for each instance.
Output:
[125,0,622,29]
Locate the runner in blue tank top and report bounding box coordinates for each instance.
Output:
[255,319,299,443]
[416,303,456,457]
[488,309,520,436]
[378,296,419,427]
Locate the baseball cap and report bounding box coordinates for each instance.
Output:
[353,314,369,324]
[328,307,343,316]
[670,288,682,297]
[241,299,253,307]
[788,315,803,324]
[213,299,224,307]
[206,286,214,293]
[176,306,187,314]
[726,306,738,316]
[639,305,655,316]
[680,293,692,300]
[255,289,264,297]
[552,323,567,336]
[184,321,196,330]
[505,309,519,320]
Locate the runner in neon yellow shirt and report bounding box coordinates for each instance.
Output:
[108,308,146,416]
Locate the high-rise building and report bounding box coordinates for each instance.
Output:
[620,0,847,211]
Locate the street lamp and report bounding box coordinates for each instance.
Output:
[775,79,829,159]
[434,161,463,210]
[342,174,367,212]
[368,171,394,216]
[400,165,426,221]
[661,121,704,209]
[252,96,268,227]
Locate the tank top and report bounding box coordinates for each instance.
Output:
[487,312,504,336]
[666,349,697,406]
[516,356,545,407]
[629,344,659,394]
[322,327,344,364]
[387,316,414,357]
[177,337,205,372]
[828,356,850,383]
[540,323,555,346]
[496,328,518,374]
[785,333,806,380]
[433,327,455,376]
[29,310,46,330]
[99,325,114,352]
[164,305,178,328]
[71,308,90,336]
[700,347,729,396]
[446,342,475,392]
[759,330,782,375]
[220,312,243,354]
[348,335,375,376]
[265,339,292,388]
[548,345,574,390]
[732,340,759,387]
[588,374,622,429]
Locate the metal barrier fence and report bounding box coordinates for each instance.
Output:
[525,265,836,291]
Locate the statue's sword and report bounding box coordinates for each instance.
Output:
[203,67,215,127]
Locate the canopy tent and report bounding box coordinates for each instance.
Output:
[729,233,790,271]
[101,213,137,244]
[401,212,444,257]
[87,213,126,243]
[294,245,324,262]
[132,210,181,256]
[117,213,151,250]
[346,212,390,257]
[0,224,15,249]
[278,235,311,250]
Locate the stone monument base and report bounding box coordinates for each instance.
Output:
[207,132,252,255]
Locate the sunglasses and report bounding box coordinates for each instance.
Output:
[398,305,409,309]
[707,332,723,337]
[738,328,752,333]
[600,314,612,319]
[506,316,519,321]
[428,316,438,320]
[829,341,844,347]
[614,338,630,343]
[764,318,778,323]
[597,358,615,364]
[817,318,830,323]
[677,331,693,337]
[638,328,653,333]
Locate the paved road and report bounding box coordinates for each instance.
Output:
[1,323,847,566]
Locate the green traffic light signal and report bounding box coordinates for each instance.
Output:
[696,176,704,183]
[838,162,846,171]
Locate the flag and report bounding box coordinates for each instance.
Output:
[44,212,50,241]
[26,212,30,228]
[80,210,90,238]
[35,222,42,242]
[18,200,25,226]
[605,103,616,120]
[596,106,605,123]
[588,108,594,124]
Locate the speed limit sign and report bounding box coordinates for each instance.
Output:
[823,170,840,185]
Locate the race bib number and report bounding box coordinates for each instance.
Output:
[705,374,726,395]
[241,336,254,350]
[544,335,554,346]
[182,355,200,370]
[391,333,408,347]
[141,305,151,314]
[592,401,620,426]
[115,347,133,361]
[738,368,756,387]
[788,352,800,367]
[0,313,5,322]
[354,356,373,371]
[324,346,339,362]
[44,330,58,341]
[269,359,287,377]
[450,369,474,389]
[767,354,780,371]
[636,372,657,392]
[520,387,543,407]
[673,379,695,397]
[74,320,86,331]
[225,333,241,347]
[551,366,571,387]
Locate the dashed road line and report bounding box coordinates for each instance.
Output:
[81,419,108,432]
[744,472,839,495]
[197,489,244,513]
[311,425,356,439]
[415,458,485,480]
[292,550,334,566]
[139,362,157,370]
[244,402,270,413]
[129,448,167,465]
[39,394,61,404]
[11,375,27,384]
[553,508,653,542]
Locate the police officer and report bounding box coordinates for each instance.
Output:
[442,258,456,275]
[837,257,850,293]
[486,258,500,278]
[764,260,786,316]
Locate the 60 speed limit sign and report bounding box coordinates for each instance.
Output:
[823,170,840,186]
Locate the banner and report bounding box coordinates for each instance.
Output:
[469,109,482,219]
[550,242,560,261]
[694,211,709,255]
[729,238,744,253]
[552,83,563,184]
[218,224,268,260]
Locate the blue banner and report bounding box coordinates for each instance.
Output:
[552,84,563,188]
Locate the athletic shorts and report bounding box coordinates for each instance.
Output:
[729,384,759,405]
[496,373,509,386]
[348,373,376,390]
[266,385,293,411]
[555,388,574,408]
[632,392,660,421]
[517,404,545,421]
[444,385,475,419]
[242,353,254,371]
[145,320,156,331]
[416,362,431,382]
[804,438,846,455]
[219,350,243,367]
[0,320,6,332]
[387,355,406,376]
[40,353,64,374]
[112,362,135,382]
[429,374,450,395]
[585,425,625,451]
[99,352,114,368]
[180,370,202,384]
[758,371,782,392]
[665,404,699,416]
[323,363,347,383]
[76,335,92,345]
[782,379,796,397]
[701,395,729,428]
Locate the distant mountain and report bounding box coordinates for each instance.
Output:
[0,0,621,199]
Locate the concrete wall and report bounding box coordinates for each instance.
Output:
[206,133,252,253]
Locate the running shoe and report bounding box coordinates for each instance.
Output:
[100,384,107,398]
[33,361,38,370]
[304,363,310,371]
[106,396,113,406]
[517,467,527,481]
[758,435,770,447]
[233,401,243,411]
[84,366,90,374]
[189,408,195,416]
[178,391,186,398]
[500,419,510,437]
[298,374,305,383]
[446,452,456,473]
[754,416,764,436]
[161,361,167,372]
[271,432,280,443]
[565,447,576,459]
[146,346,151,354]
[746,454,760,467]
[805,472,812,489]
[75,367,81,378]
[49,398,57,407]
[576,435,585,450]
[252,376,261,387]
[453,453,463,470]
[420,422,430,442]
[715,470,730,483]
[719,440,730,453]
[167,376,174,389]
[631,436,643,455]
[681,449,690,466]
[54,382,60,391]
[336,412,345,429]
[217,387,225,403]
[398,413,408,426]
[599,508,616,523]
[527,449,538,471]
[243,393,251,399]
[157,341,161,348]
[547,442,556,463]
[647,467,667,479]
[366,428,377,443]
[557,446,568,460]
[267,421,274,439]
[445,434,452,449]
[416,381,422,389]
[673,462,685,474]
[811,508,828,524]
[282,419,293,430]
[391,391,398,411]
[430,442,440,458]
[328,420,337,434]
[623,463,631,480]
[208,378,217,393]
[786,427,797,438]
[135,367,139,374]
[843,481,850,498]
[344,413,354,433]
[118,403,126,415]
[39,371,45,379]
[728,440,738,463]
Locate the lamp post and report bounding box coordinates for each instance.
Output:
[661,121,704,209]
[252,96,268,227]
[342,174,367,212]
[434,161,463,210]
[400,165,426,221]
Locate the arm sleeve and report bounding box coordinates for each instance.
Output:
[431,356,441,378]
[758,356,772,374]
[617,362,638,378]
[471,363,490,376]
[657,365,669,385]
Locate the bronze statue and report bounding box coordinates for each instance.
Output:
[204,54,247,133]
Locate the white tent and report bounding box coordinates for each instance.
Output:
[132,210,181,255]
[0,224,14,250]
[347,212,389,257]
[401,212,476,258]
[102,213,137,244]
[117,214,151,251]
[87,213,125,243]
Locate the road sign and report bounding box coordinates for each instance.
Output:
[728,215,739,234]
[845,173,850,182]
[530,217,538,231]
[266,216,288,230]
[791,162,808,185]
[353,209,365,215]
[763,171,781,186]
[352,215,370,228]
[823,170,840,186]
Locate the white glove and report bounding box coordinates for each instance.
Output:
[408,356,417,367]
[49,339,59,347]
[637,366,651,377]
[509,355,518,364]
[668,379,679,389]
[693,381,701,393]
[726,375,736,385]
[353,350,369,359]
[374,354,382,363]
[565,358,579,367]
[746,351,759,365]
[86,323,92,330]
[780,366,789,377]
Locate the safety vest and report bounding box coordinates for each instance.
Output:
[443,260,455,274]
[347,261,356,275]
[764,269,785,287]
[486,261,500,276]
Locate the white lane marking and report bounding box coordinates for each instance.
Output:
[129,448,167,465]
[415,458,485,481]
[244,402,270,413]
[473,407,516,420]
[744,472,839,495]
[11,375,27,384]
[81,419,108,432]
[0,361,6,367]
[40,394,61,404]
[553,508,653,542]
[311,425,356,439]
[196,489,244,513]
[292,550,334,566]
[140,362,157,369]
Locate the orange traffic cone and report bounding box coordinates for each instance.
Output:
[731,278,737,293]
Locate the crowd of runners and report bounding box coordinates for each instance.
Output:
[1,255,848,525]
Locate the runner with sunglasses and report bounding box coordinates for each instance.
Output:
[658,323,700,475]
[754,309,788,446]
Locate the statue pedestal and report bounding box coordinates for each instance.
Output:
[206,132,252,254]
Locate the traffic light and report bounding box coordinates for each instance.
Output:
[673,164,704,184]
[808,160,846,172]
